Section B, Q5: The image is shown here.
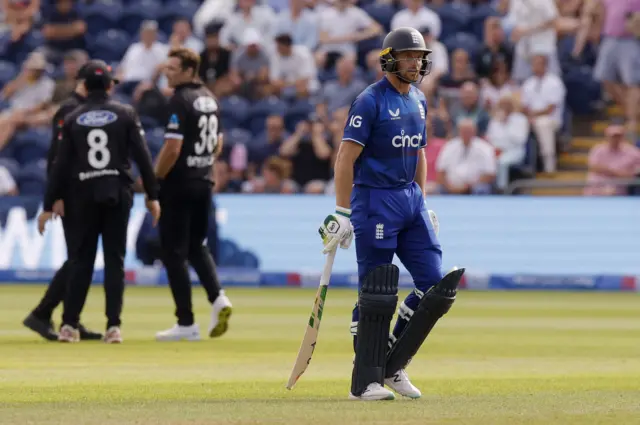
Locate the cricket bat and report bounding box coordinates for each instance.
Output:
[286,248,337,390]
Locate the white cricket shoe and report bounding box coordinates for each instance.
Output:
[384,369,422,399]
[349,383,395,401]
[155,324,201,341]
[58,324,80,343]
[104,326,123,344]
[209,292,232,338]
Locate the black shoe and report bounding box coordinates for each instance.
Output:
[78,324,103,340]
[23,313,58,341]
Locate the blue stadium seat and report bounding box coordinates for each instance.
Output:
[12,129,52,165]
[16,160,47,195]
[467,4,500,41]
[89,29,131,63]
[218,238,239,266]
[24,30,45,53]
[285,99,314,134]
[121,0,161,37]
[220,95,251,129]
[224,128,252,146]
[564,66,601,115]
[0,158,20,177]
[157,0,199,35]
[230,250,259,268]
[443,32,481,60]
[248,97,287,135]
[356,35,383,68]
[81,0,123,35]
[363,3,396,32]
[435,3,471,41]
[0,61,17,90]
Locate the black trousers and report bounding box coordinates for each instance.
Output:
[159,182,221,326]
[61,190,132,329]
[32,216,72,322]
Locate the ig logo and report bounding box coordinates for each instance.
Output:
[348,115,362,128]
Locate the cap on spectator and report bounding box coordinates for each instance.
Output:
[141,20,158,31]
[79,59,120,88]
[205,20,224,36]
[275,33,293,46]
[23,52,48,71]
[242,28,261,46]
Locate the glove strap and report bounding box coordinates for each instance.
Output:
[335,206,351,218]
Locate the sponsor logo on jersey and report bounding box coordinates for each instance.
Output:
[193,96,218,113]
[389,108,400,120]
[76,110,118,127]
[167,114,179,130]
[392,129,422,148]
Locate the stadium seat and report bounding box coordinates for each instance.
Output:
[564,66,601,115]
[224,128,252,147]
[12,129,51,166]
[363,3,396,32]
[284,99,314,133]
[443,32,481,60]
[157,0,200,35]
[121,0,161,37]
[220,95,251,129]
[89,29,131,63]
[0,158,20,177]
[0,61,18,90]
[467,4,500,41]
[15,160,47,196]
[248,97,287,135]
[435,3,471,41]
[81,0,123,36]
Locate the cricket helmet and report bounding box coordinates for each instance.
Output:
[379,27,432,83]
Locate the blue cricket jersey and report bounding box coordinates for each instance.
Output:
[342,77,428,189]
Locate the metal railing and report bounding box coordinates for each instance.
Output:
[505,178,640,195]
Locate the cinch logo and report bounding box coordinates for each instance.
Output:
[392,130,422,148]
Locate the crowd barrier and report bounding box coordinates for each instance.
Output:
[0,195,638,291]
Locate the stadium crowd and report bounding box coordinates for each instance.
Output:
[0,0,639,198]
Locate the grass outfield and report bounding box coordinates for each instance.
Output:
[1,285,639,425]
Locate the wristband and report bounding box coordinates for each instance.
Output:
[336,206,351,217]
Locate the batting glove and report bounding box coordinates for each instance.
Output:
[428,208,439,236]
[318,207,354,254]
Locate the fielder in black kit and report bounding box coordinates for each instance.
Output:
[38,60,161,343]
[23,63,102,341]
[154,47,232,342]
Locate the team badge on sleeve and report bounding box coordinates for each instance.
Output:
[168,114,180,130]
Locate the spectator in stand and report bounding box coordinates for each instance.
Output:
[40,0,86,63]
[574,0,640,141]
[521,54,566,173]
[214,160,243,193]
[274,0,319,51]
[424,110,447,195]
[199,21,232,98]
[0,165,18,196]
[485,93,530,191]
[507,0,560,83]
[438,48,477,116]
[279,118,333,193]
[248,114,289,174]
[219,0,276,51]
[475,16,513,80]
[0,52,54,150]
[584,124,640,196]
[449,81,490,137]
[315,0,382,70]
[391,0,441,39]
[480,59,519,111]
[169,18,204,53]
[242,156,298,194]
[2,0,39,42]
[436,119,497,195]
[228,28,273,101]
[270,33,318,101]
[50,50,88,103]
[417,26,449,98]
[116,20,169,97]
[316,55,367,124]
[364,48,384,83]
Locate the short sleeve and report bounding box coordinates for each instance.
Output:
[342,92,377,147]
[435,141,454,172]
[588,144,605,167]
[164,97,186,140]
[354,7,374,28]
[420,99,428,148]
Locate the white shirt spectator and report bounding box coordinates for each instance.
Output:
[480,82,520,110]
[318,5,375,55]
[0,166,17,195]
[183,36,204,53]
[120,41,169,82]
[10,75,54,111]
[486,112,529,154]
[275,8,319,51]
[428,40,449,75]
[436,137,497,188]
[507,0,558,56]
[391,6,441,39]
[271,45,319,92]
[219,4,277,49]
[521,72,566,124]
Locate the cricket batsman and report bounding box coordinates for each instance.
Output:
[318,27,465,401]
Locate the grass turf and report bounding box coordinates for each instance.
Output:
[0,285,639,425]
